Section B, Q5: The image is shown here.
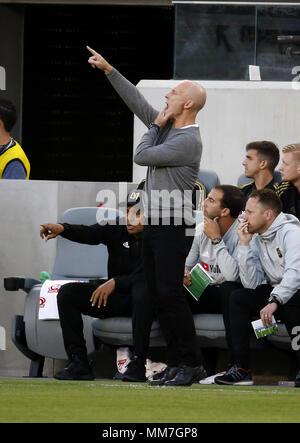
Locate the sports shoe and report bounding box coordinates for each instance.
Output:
[145,359,167,381]
[122,356,147,382]
[164,365,207,387]
[54,355,94,381]
[149,366,179,386]
[199,371,226,385]
[214,364,253,386]
[116,346,132,374]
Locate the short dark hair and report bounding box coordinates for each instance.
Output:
[246,141,280,172]
[249,189,282,215]
[214,185,244,219]
[0,99,17,132]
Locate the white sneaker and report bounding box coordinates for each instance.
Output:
[199,371,225,385]
[116,347,132,374]
[146,359,167,381]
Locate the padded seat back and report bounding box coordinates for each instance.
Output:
[198,169,220,194]
[52,207,121,280]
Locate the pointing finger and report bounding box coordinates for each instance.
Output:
[86,45,97,55]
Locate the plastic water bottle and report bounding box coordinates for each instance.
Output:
[40,271,51,283]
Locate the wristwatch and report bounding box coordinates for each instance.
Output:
[268,295,281,306]
[211,237,222,245]
[148,122,160,130]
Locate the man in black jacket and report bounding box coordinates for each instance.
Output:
[40,189,152,381]
[278,143,300,220]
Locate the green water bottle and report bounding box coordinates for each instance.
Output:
[40,271,51,283]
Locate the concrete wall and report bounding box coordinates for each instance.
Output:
[0,180,136,376]
[133,80,300,185]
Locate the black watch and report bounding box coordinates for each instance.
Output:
[211,237,222,245]
[149,122,160,130]
[268,295,281,306]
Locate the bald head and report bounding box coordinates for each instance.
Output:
[178,80,207,113]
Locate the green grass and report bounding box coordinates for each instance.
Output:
[0,378,299,423]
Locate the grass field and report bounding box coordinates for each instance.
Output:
[0,378,299,423]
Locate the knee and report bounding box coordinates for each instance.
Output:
[229,288,250,309]
[57,283,78,307]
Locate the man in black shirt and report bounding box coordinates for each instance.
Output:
[40,188,152,381]
[278,143,300,220]
[239,141,280,208]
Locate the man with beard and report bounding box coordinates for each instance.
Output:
[181,185,244,373]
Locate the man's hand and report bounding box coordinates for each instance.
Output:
[183,267,192,286]
[154,107,173,128]
[203,216,221,240]
[86,46,112,74]
[238,220,253,246]
[260,303,278,328]
[40,223,64,241]
[90,278,115,308]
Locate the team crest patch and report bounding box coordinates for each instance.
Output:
[276,247,283,258]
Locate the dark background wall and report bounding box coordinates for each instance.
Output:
[21,4,174,181]
[0,5,24,143]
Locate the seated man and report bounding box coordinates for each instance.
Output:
[0,99,30,179]
[40,188,153,382]
[278,143,300,220]
[184,185,244,369]
[215,189,300,386]
[240,141,280,208]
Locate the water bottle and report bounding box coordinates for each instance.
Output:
[40,271,51,283]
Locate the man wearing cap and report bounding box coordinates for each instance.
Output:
[40,187,152,381]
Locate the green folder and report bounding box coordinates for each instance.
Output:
[184,263,213,301]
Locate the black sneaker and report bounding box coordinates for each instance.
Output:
[152,367,167,381]
[122,356,147,382]
[54,355,94,381]
[164,365,207,387]
[149,366,179,386]
[295,371,300,388]
[214,364,253,386]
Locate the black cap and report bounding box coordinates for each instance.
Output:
[127,189,142,207]
[126,179,145,208]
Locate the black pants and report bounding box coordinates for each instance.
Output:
[142,224,201,367]
[229,284,300,369]
[57,279,153,362]
[187,281,243,366]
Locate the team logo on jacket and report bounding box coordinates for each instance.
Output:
[123,242,130,248]
[276,248,283,258]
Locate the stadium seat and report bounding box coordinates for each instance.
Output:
[198,169,220,194]
[4,206,120,376]
[237,170,282,187]
[4,205,291,377]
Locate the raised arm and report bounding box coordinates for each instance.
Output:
[87,46,158,127]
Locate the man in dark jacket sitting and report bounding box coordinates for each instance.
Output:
[40,187,152,382]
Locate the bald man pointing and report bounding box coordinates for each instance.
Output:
[87,46,207,386]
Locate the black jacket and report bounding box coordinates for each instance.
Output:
[278,182,300,220]
[61,219,144,292]
[239,178,280,210]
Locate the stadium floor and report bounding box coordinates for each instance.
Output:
[0,377,299,423]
